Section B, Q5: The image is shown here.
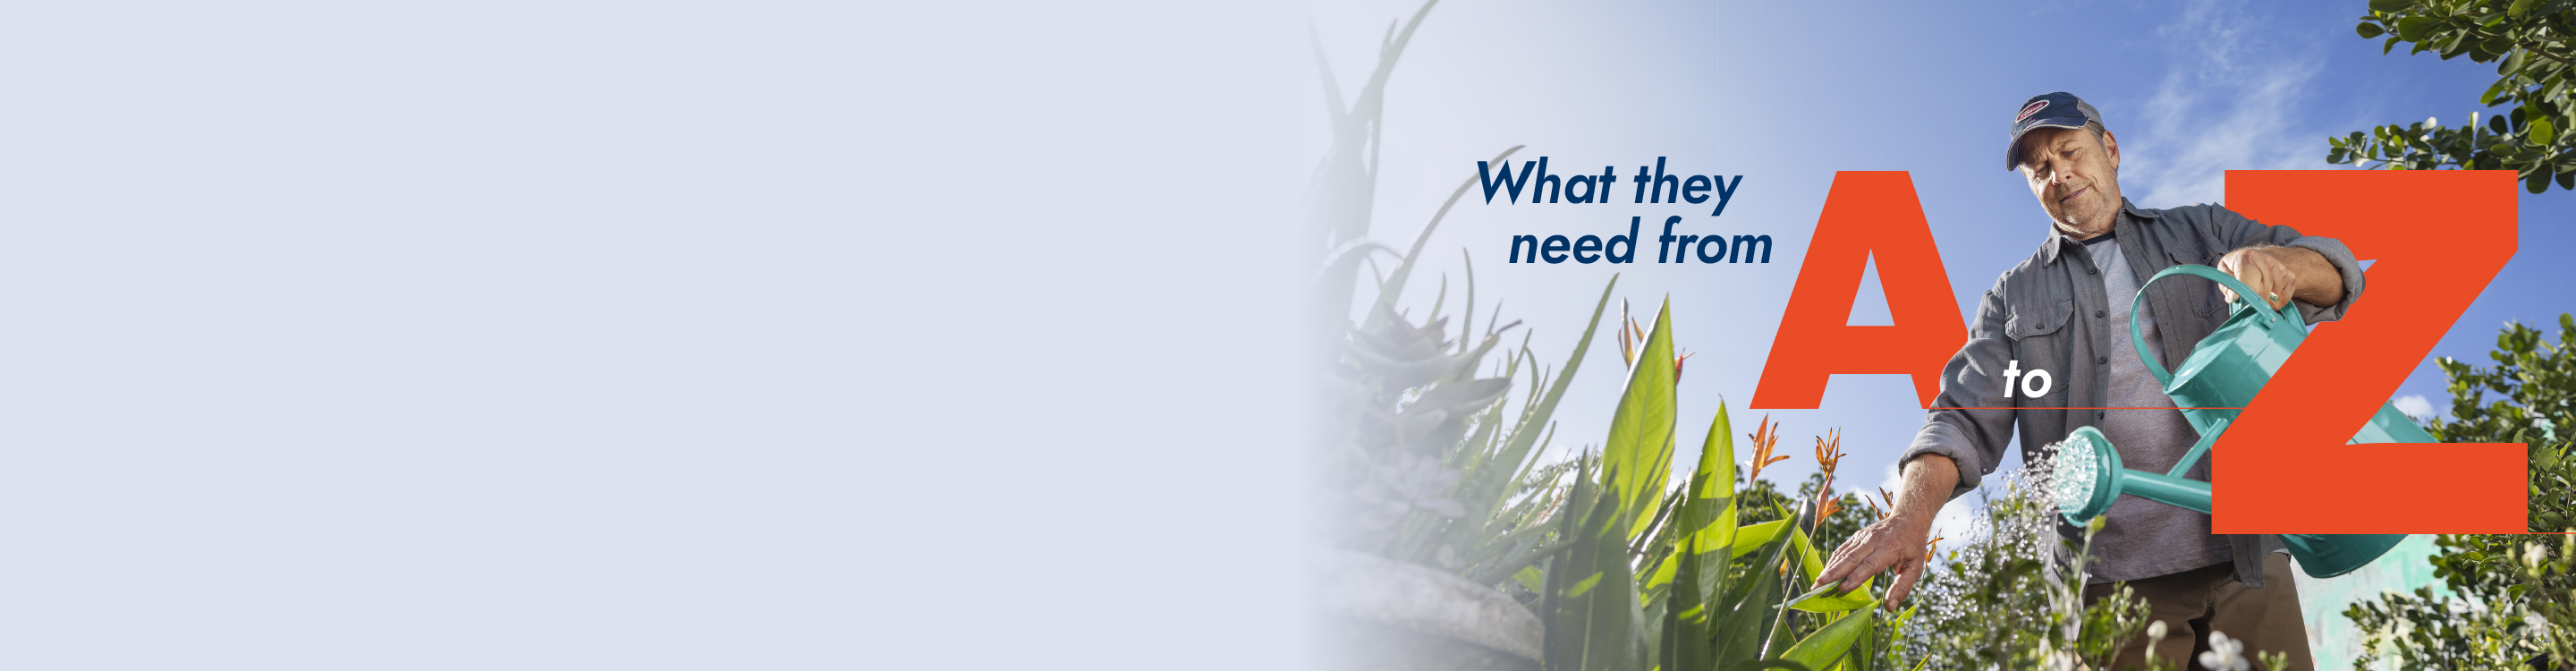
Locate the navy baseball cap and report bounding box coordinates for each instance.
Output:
[2005,92,2102,170]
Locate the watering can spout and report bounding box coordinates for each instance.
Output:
[2047,428,2405,579]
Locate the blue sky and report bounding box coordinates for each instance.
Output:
[1309,0,2576,526]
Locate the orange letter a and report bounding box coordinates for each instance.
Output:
[1753,172,1963,409]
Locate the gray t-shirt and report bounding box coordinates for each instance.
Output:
[2081,234,2233,582]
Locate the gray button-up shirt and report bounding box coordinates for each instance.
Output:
[1901,198,2367,588]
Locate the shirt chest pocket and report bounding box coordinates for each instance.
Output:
[2149,229,2221,319]
[2006,298,2073,341]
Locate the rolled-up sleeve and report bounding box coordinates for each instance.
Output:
[1902,280,2019,501]
[2208,208,2368,324]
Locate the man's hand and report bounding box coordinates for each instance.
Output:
[2216,245,2343,311]
[1812,454,1956,610]
[1813,510,1934,608]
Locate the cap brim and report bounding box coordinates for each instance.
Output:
[2005,117,2093,170]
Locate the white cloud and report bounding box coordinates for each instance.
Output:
[2121,0,2330,208]
[2394,395,2436,424]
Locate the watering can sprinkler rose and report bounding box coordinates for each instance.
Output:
[2046,265,2420,579]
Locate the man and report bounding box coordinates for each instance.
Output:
[1809,92,2366,670]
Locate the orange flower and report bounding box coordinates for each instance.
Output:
[1813,429,1846,478]
[1923,536,1945,565]
[1746,415,1788,481]
[1615,301,1642,367]
[1864,487,1896,521]
[1810,429,1849,518]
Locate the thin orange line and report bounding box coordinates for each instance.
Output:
[1927,407,2248,410]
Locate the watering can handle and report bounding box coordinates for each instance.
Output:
[2128,264,2292,387]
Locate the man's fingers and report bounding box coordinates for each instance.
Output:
[1812,541,1880,590]
[2267,268,2298,310]
[1824,544,1902,593]
[1884,556,1927,609]
[2216,253,2247,303]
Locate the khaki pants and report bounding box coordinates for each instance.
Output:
[2081,552,2311,671]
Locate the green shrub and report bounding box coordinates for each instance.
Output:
[2346,315,2576,670]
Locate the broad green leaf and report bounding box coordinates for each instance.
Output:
[2356,21,2385,39]
[2529,117,2557,146]
[1786,526,1875,612]
[1604,297,1679,541]
[1656,406,1746,671]
[2394,16,2437,41]
[1643,544,1679,590]
[1732,519,1788,558]
[1694,403,1738,502]
[1685,407,1740,574]
[1792,525,1825,579]
[1514,566,1545,593]
[1657,532,1711,671]
[1720,661,1813,671]
[1542,481,1642,671]
[1789,583,1876,613]
[1568,573,1605,598]
[1713,522,1792,669]
[1778,606,1877,670]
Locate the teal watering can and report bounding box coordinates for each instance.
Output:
[2049,265,2423,579]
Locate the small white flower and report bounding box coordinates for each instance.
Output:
[2146,619,2168,641]
[2198,631,2250,671]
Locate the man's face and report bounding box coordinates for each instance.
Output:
[2014,126,2123,239]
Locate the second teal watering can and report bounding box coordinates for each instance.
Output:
[2048,265,2422,579]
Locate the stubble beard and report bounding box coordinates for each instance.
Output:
[2051,191,2116,240]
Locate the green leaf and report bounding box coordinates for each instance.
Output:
[1732,519,1789,558]
[2394,16,2439,41]
[1685,406,1740,556]
[1658,531,1711,671]
[1515,565,1545,593]
[1787,526,1875,612]
[1778,607,1877,670]
[1785,581,1871,613]
[2529,116,2557,146]
[1721,661,1813,671]
[2356,21,2385,38]
[1657,404,1742,639]
[1541,482,1643,671]
[2479,38,2512,59]
[2368,0,2412,12]
[1714,525,1795,668]
[1604,297,1680,541]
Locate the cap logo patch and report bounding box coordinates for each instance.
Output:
[2016,100,2050,123]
